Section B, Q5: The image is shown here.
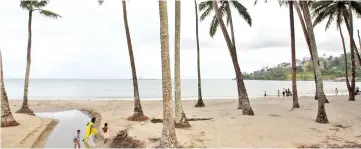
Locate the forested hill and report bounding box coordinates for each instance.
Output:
[242,52,361,81]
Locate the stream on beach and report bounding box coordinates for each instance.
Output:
[35,110,90,148]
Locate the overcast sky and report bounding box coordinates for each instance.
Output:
[0,0,360,79]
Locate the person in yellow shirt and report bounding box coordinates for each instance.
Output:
[83,117,97,148]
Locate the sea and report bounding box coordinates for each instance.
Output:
[4,79,361,100]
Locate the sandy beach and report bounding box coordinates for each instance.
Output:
[2,95,361,148]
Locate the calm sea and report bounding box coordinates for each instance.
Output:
[4,79,360,100]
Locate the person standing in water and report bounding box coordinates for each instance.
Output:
[83,117,98,148]
[335,88,338,95]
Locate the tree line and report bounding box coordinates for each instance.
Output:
[1,0,361,148]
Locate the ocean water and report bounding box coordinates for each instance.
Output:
[4,79,360,100]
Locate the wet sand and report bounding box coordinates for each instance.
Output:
[3,95,361,148]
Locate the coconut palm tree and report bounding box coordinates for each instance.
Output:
[312,0,361,101]
[212,0,254,115]
[174,0,191,128]
[98,0,148,120]
[16,0,61,115]
[299,1,328,123]
[199,0,251,109]
[1,50,20,127]
[159,0,178,147]
[194,0,205,108]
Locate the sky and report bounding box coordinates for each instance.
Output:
[0,0,360,79]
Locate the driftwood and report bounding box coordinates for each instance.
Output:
[151,118,213,123]
[109,130,144,148]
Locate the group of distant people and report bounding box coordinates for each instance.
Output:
[275,88,292,97]
[73,117,110,148]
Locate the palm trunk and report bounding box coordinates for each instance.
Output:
[194,0,205,108]
[289,1,299,108]
[16,10,34,115]
[174,0,190,128]
[342,6,355,101]
[294,3,329,103]
[339,25,351,92]
[212,0,254,115]
[225,2,243,109]
[300,1,328,123]
[343,14,361,66]
[122,1,148,121]
[358,30,361,55]
[158,1,178,147]
[1,51,20,127]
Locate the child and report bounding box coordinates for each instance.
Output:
[102,123,110,144]
[73,129,81,148]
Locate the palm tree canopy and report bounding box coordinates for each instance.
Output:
[312,0,361,31]
[20,0,61,18]
[199,0,251,37]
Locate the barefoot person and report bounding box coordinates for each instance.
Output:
[102,123,109,144]
[73,130,81,148]
[83,117,98,148]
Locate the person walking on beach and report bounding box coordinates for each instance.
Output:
[335,88,338,95]
[278,90,280,97]
[73,130,81,148]
[282,88,285,97]
[102,123,109,144]
[264,90,267,97]
[83,117,98,148]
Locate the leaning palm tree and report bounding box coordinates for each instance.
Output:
[98,0,148,120]
[159,0,178,147]
[212,0,254,115]
[200,0,251,109]
[174,0,191,128]
[16,0,61,115]
[312,0,361,101]
[1,50,20,127]
[299,1,328,123]
[194,0,205,108]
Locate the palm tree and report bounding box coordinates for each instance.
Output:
[1,50,20,127]
[200,0,251,109]
[194,0,205,108]
[158,0,178,147]
[212,0,254,115]
[174,0,191,128]
[98,0,148,120]
[312,0,361,101]
[293,2,330,103]
[299,1,328,123]
[16,0,61,115]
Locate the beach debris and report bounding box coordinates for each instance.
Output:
[109,130,144,148]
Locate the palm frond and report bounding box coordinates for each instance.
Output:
[200,4,213,21]
[351,1,361,18]
[199,1,212,11]
[39,10,62,18]
[254,0,269,6]
[312,2,339,28]
[209,15,219,38]
[231,0,252,26]
[324,10,336,31]
[20,1,32,10]
[98,0,104,5]
[34,0,49,8]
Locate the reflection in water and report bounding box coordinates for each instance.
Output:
[36,110,90,148]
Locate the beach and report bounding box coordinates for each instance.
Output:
[2,95,361,148]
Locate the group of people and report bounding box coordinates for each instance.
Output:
[276,88,292,97]
[73,117,110,148]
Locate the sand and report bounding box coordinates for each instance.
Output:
[1,113,57,148]
[4,95,361,148]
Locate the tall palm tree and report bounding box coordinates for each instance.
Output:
[98,0,148,120]
[299,1,328,123]
[158,0,178,147]
[200,0,251,109]
[312,0,361,101]
[194,0,205,108]
[212,0,254,115]
[1,50,20,127]
[174,0,190,128]
[16,0,61,115]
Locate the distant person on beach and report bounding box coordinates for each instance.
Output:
[287,88,292,96]
[102,123,109,144]
[282,88,285,97]
[355,87,360,95]
[335,88,338,95]
[264,91,267,97]
[73,129,81,148]
[278,90,280,97]
[83,117,98,148]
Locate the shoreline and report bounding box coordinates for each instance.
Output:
[4,95,361,148]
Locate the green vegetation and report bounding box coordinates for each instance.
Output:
[243,52,361,81]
